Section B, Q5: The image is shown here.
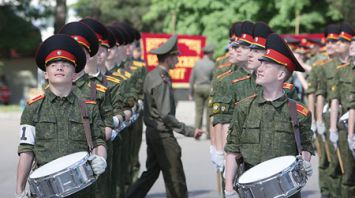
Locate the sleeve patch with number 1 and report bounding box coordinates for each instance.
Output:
[19,124,36,145]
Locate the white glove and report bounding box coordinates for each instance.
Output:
[311,121,317,134]
[329,128,338,148]
[88,155,107,175]
[215,151,225,172]
[15,191,29,198]
[113,116,120,128]
[348,136,355,151]
[138,99,144,111]
[316,121,326,136]
[302,160,313,177]
[111,129,118,141]
[209,145,217,165]
[224,190,240,198]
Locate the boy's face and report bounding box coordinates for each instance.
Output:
[336,40,350,55]
[97,46,108,65]
[256,61,285,86]
[45,61,75,85]
[107,46,118,61]
[228,44,239,63]
[326,40,338,56]
[246,48,265,71]
[236,44,250,62]
[350,41,355,57]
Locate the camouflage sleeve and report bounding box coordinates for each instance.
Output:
[299,111,314,155]
[18,105,35,154]
[351,70,355,109]
[315,66,326,96]
[152,83,195,137]
[224,102,248,153]
[109,82,125,116]
[99,91,114,128]
[90,104,106,148]
[305,67,317,95]
[328,69,340,101]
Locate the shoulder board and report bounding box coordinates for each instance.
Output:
[124,71,132,78]
[132,61,145,67]
[320,58,332,66]
[130,66,138,71]
[106,76,121,84]
[235,93,257,106]
[282,83,294,90]
[96,84,108,93]
[44,84,49,90]
[216,69,233,79]
[85,100,97,105]
[112,72,128,80]
[27,95,45,105]
[231,75,251,84]
[296,103,309,116]
[216,53,228,62]
[312,59,325,67]
[217,62,232,69]
[336,62,350,70]
[160,72,169,83]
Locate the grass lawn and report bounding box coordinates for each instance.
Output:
[0,105,20,112]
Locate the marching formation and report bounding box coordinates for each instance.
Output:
[206,21,355,198]
[14,16,354,198]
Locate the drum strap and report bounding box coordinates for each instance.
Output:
[288,99,302,154]
[79,99,94,151]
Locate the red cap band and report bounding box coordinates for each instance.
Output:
[45,50,76,66]
[263,48,295,72]
[326,33,339,40]
[95,33,110,48]
[71,35,91,52]
[239,33,254,44]
[339,31,352,42]
[253,36,266,48]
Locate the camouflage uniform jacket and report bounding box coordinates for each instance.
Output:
[73,73,114,128]
[18,89,106,166]
[225,91,313,166]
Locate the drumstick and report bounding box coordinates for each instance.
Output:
[336,148,345,174]
[314,137,321,157]
[323,136,332,162]
[217,172,221,195]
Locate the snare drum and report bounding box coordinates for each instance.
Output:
[29,152,96,198]
[237,156,307,198]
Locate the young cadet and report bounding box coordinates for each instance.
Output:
[211,21,251,172]
[126,35,204,198]
[208,22,238,169]
[315,24,342,198]
[329,22,355,197]
[224,33,313,198]
[15,34,107,198]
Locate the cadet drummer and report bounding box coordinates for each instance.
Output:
[224,33,313,198]
[15,34,107,198]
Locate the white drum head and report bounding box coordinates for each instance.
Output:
[30,152,88,178]
[239,156,295,184]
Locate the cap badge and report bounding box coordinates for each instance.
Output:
[57,50,62,55]
[266,49,270,54]
[255,37,258,42]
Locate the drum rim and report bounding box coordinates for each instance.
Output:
[237,156,297,185]
[29,151,89,180]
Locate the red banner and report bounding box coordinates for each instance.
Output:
[141,33,206,88]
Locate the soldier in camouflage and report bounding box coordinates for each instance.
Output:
[224,33,313,198]
[15,35,107,198]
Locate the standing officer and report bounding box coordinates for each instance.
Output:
[15,34,107,198]
[224,33,313,198]
[126,35,204,198]
[189,44,215,139]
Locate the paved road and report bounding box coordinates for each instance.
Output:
[0,101,321,197]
